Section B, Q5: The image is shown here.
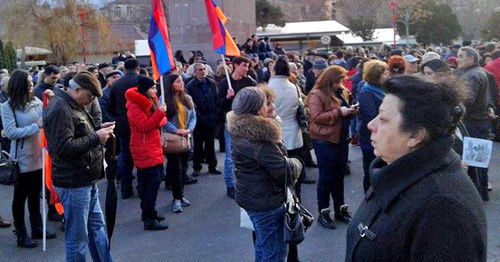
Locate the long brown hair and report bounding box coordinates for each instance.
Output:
[307,65,346,107]
[8,70,35,110]
[162,74,193,119]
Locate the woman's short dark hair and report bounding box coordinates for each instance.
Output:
[274,56,290,77]
[8,69,34,110]
[384,75,464,142]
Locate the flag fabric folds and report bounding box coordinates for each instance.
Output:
[41,129,64,215]
[204,0,241,57]
[148,0,175,81]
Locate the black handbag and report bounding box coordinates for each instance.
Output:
[0,105,20,186]
[283,161,313,244]
[295,85,308,130]
[0,150,19,185]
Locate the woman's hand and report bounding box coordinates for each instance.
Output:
[176,129,191,136]
[159,103,167,113]
[340,106,358,116]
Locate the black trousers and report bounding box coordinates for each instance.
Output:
[166,152,189,200]
[193,123,217,171]
[136,165,162,219]
[13,169,42,230]
[314,141,349,213]
[361,149,376,193]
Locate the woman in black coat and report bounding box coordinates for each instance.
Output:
[227,87,303,262]
[345,76,487,262]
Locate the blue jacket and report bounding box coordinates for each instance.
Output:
[357,84,385,150]
[98,86,115,123]
[1,98,43,173]
[162,95,197,134]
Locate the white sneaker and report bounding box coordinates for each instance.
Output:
[181,197,191,207]
[172,199,183,213]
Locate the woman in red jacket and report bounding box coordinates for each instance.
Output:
[125,75,168,231]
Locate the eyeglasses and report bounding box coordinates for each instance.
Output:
[197,68,206,71]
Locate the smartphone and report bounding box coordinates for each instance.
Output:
[352,103,359,109]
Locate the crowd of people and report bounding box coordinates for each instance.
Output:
[0,36,498,261]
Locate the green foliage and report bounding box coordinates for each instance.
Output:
[256,0,285,30]
[480,11,500,41]
[414,2,461,46]
[346,16,376,41]
[4,41,17,71]
[397,1,461,46]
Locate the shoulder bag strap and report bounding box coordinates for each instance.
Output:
[8,102,19,160]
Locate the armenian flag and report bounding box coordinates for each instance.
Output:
[204,0,241,57]
[148,0,175,81]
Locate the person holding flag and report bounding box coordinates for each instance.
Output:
[204,0,256,198]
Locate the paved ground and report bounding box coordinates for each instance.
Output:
[0,143,499,262]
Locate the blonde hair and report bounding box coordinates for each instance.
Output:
[363,60,388,86]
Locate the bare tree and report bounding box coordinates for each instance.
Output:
[1,0,112,65]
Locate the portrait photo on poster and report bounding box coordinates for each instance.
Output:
[462,137,493,168]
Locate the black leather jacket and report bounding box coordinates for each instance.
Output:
[43,88,103,188]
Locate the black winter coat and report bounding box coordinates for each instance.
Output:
[108,73,138,137]
[186,77,218,127]
[43,89,103,188]
[345,137,487,262]
[227,112,303,212]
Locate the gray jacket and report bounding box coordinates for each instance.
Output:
[1,98,43,173]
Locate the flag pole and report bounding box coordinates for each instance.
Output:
[221,54,233,92]
[160,74,165,105]
[42,146,46,251]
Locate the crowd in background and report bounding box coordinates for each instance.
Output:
[0,35,498,261]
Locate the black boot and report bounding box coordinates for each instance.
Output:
[144,219,169,231]
[15,225,37,248]
[31,216,56,240]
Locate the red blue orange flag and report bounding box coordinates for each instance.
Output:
[204,0,241,57]
[148,0,175,81]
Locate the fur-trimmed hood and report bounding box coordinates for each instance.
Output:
[125,87,157,112]
[226,111,282,143]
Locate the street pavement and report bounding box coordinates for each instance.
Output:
[1,143,499,262]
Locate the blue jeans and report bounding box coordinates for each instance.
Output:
[117,135,134,196]
[54,185,112,262]
[247,206,287,262]
[224,126,235,188]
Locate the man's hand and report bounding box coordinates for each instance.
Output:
[96,124,115,144]
[226,88,235,99]
[101,122,115,128]
[44,89,55,103]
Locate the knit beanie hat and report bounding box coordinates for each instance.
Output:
[137,75,155,93]
[72,71,102,97]
[232,87,266,116]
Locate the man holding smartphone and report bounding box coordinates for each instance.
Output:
[44,72,114,262]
